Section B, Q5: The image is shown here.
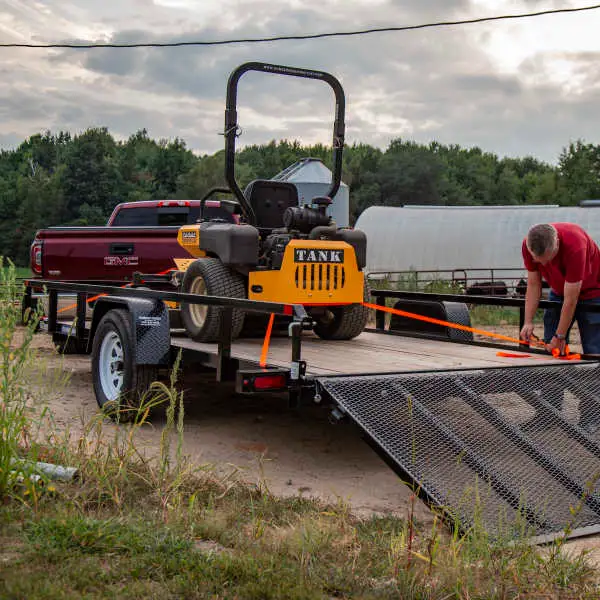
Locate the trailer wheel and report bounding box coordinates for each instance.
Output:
[180,258,246,342]
[314,282,370,340]
[91,309,157,422]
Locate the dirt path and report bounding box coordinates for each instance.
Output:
[30,334,432,524]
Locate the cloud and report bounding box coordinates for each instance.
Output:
[0,0,599,163]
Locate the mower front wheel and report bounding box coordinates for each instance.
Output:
[180,258,246,343]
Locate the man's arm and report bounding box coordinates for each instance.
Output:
[520,270,542,341]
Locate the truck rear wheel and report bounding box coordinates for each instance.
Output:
[313,282,370,340]
[91,309,158,422]
[180,258,246,343]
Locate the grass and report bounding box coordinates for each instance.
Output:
[0,264,598,598]
[1,266,31,279]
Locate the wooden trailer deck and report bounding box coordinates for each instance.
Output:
[172,331,568,376]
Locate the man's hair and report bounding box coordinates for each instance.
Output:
[527,224,557,257]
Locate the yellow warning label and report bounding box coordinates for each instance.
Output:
[173,258,197,272]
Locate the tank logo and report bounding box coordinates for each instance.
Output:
[104,256,139,266]
[294,249,344,263]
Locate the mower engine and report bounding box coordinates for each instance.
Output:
[260,197,341,269]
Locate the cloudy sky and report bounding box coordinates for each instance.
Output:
[0,0,599,163]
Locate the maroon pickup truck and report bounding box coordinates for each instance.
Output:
[30,198,239,284]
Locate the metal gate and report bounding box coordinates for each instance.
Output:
[317,362,600,542]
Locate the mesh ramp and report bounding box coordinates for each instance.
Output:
[317,362,600,541]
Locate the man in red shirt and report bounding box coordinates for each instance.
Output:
[520,222,600,356]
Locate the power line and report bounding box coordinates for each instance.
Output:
[2,3,599,49]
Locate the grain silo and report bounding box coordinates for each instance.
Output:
[271,158,350,227]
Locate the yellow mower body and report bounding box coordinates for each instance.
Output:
[176,225,364,306]
[248,240,363,305]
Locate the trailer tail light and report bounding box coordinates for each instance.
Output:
[30,240,43,275]
[236,370,289,394]
[158,200,191,207]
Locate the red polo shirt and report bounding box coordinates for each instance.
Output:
[522,222,600,300]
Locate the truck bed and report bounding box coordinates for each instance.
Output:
[172,330,564,376]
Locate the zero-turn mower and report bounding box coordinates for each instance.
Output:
[176,62,369,342]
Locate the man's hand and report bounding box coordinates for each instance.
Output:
[546,335,567,356]
[520,322,535,343]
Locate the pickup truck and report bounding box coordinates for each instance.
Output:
[30,197,239,284]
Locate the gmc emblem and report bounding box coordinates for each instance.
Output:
[294,249,344,263]
[104,256,139,267]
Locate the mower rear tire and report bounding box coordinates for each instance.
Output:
[180,258,246,343]
[314,282,370,341]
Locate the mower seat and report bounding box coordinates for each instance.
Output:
[243,180,298,233]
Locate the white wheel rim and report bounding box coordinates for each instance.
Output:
[189,276,208,327]
[99,331,124,402]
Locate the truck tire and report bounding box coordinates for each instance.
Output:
[91,309,158,422]
[180,258,246,343]
[314,282,370,341]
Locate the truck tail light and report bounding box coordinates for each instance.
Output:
[30,240,43,275]
[158,200,191,207]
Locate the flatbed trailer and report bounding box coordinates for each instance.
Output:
[22,279,600,544]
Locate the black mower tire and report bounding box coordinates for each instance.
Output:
[313,282,370,341]
[180,258,246,343]
[91,308,158,422]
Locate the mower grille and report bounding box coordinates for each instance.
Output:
[318,362,600,541]
[295,264,346,291]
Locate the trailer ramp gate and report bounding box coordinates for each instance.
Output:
[317,362,600,542]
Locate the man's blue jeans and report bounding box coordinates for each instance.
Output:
[542,290,600,428]
[544,290,600,355]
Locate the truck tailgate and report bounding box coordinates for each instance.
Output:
[37,226,191,282]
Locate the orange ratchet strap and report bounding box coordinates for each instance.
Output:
[362,302,581,360]
[259,313,275,368]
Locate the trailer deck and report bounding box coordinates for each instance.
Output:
[172,330,563,376]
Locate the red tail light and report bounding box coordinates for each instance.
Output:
[236,370,289,393]
[30,240,43,275]
[253,374,287,390]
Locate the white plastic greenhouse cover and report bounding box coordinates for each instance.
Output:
[355,205,600,275]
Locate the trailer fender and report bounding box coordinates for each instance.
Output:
[87,296,170,365]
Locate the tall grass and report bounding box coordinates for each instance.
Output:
[0,260,42,499]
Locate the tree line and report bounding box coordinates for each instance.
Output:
[1,127,599,266]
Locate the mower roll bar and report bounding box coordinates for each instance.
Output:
[224,61,346,226]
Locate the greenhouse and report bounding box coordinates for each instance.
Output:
[355,204,600,286]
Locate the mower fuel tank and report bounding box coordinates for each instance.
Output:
[336,228,366,270]
[178,222,259,266]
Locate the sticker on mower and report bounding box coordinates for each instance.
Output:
[294,249,344,263]
[181,230,198,243]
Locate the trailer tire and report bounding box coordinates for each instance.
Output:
[314,282,370,340]
[91,309,158,422]
[180,258,246,342]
